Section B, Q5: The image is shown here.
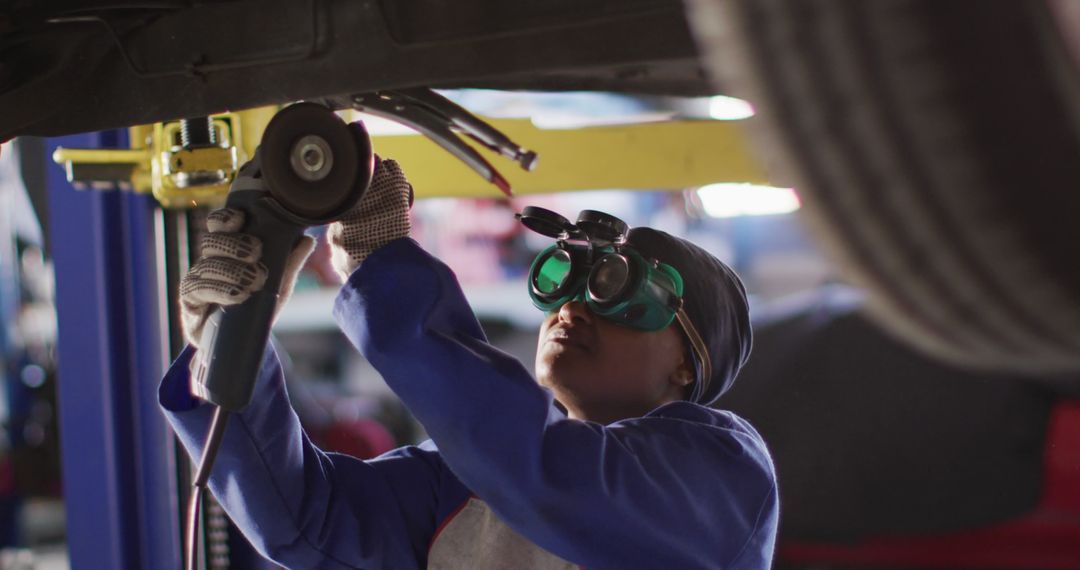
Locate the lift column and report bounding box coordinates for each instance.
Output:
[46,130,181,569]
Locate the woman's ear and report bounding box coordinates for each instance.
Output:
[668,355,695,388]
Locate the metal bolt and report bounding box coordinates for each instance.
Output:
[300,144,325,171]
[180,117,215,148]
[289,135,334,181]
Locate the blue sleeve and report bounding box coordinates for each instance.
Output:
[159,344,442,570]
[333,238,779,570]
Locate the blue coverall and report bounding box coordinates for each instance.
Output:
[160,238,779,569]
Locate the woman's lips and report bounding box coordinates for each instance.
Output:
[547,327,591,351]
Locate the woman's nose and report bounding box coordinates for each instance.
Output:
[557,300,593,325]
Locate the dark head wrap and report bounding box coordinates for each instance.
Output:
[626,227,752,405]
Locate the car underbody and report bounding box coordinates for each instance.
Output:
[0,0,709,139]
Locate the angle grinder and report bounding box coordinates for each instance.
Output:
[183,102,372,570]
[191,102,373,411]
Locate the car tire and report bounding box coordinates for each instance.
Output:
[686,0,1080,374]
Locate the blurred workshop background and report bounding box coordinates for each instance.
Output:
[2,1,1080,569]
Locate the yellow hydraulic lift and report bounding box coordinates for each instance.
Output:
[367,115,768,199]
[52,106,768,205]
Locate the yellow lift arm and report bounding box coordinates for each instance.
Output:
[52,107,767,206]
[369,117,767,199]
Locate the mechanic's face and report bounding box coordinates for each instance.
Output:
[535,300,694,424]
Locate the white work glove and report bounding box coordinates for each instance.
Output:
[179,209,316,350]
[327,158,413,282]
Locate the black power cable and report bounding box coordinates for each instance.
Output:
[186,406,230,570]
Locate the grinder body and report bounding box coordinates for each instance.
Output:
[189,102,373,411]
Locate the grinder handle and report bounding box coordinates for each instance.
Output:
[190,190,306,411]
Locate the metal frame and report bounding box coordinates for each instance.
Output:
[47,130,181,569]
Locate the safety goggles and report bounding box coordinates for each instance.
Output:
[529,243,684,331]
[518,207,713,391]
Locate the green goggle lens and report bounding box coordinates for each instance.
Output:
[535,249,572,294]
[590,255,630,300]
[587,254,681,330]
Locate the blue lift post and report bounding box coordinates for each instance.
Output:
[46,131,182,568]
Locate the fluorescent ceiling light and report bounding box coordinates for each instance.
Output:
[697,184,800,218]
[708,95,755,120]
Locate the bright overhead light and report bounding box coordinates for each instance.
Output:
[696,184,800,218]
[708,95,755,120]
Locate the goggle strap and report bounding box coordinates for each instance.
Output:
[675,307,712,400]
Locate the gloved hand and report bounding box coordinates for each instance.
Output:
[179,209,316,350]
[327,157,413,282]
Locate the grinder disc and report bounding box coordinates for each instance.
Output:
[260,103,373,222]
